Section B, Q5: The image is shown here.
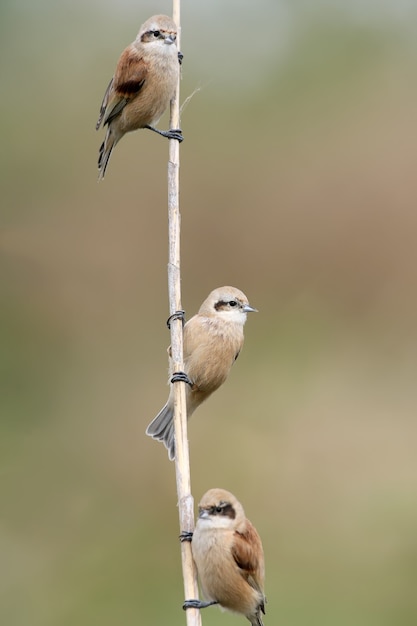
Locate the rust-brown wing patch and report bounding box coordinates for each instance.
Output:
[232,521,265,597]
[97,47,149,128]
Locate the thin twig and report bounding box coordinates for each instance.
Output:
[167,2,202,626]
[180,86,202,116]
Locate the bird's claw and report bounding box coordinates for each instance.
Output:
[178,51,184,65]
[183,599,218,611]
[179,531,193,542]
[144,125,184,142]
[167,310,186,329]
[171,371,193,386]
[167,129,184,143]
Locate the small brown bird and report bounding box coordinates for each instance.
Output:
[184,488,266,626]
[96,14,183,180]
[146,287,257,460]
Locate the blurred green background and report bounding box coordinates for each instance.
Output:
[1,0,417,624]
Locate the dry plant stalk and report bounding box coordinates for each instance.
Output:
[167,2,202,626]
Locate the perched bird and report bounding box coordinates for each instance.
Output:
[146,287,257,460]
[96,14,183,180]
[184,488,266,626]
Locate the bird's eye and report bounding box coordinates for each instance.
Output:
[229,300,237,307]
[215,506,223,514]
[153,30,161,37]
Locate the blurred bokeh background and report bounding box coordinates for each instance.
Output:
[1,0,417,624]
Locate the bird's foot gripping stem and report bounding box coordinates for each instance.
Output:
[166,310,185,329]
[171,372,193,386]
[183,600,219,611]
[145,125,183,142]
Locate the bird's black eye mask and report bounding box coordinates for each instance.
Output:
[214,299,240,312]
[207,502,236,519]
[142,29,164,42]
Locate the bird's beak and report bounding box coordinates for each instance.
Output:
[165,34,176,44]
[243,304,258,313]
[198,509,210,519]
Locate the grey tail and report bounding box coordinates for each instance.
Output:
[249,614,264,626]
[146,403,176,460]
[249,603,266,626]
[97,128,116,181]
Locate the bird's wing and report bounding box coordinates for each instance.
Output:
[97,47,148,128]
[232,522,265,601]
[96,77,114,130]
[182,316,201,360]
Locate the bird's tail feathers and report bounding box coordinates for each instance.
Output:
[249,602,266,626]
[146,403,176,460]
[98,128,117,181]
[249,614,264,626]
